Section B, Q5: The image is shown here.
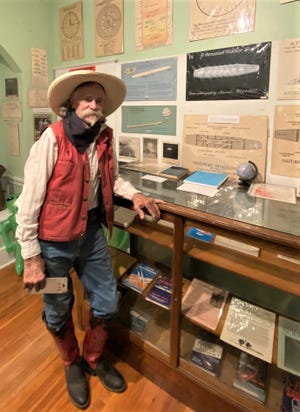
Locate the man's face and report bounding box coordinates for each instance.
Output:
[71,82,106,126]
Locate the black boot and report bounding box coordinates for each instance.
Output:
[83,315,127,392]
[65,360,90,409]
[85,357,126,393]
[47,318,90,409]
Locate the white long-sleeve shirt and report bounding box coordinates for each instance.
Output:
[16,126,139,259]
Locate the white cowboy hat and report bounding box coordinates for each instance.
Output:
[47,69,126,117]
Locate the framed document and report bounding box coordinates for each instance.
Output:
[59,1,84,61]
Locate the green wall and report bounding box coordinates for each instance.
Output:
[0,0,54,178]
[0,0,299,181]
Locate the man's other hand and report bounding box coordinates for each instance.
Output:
[23,254,46,292]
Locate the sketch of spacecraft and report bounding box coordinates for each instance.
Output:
[288,74,300,85]
[185,134,262,150]
[193,64,260,79]
[275,129,300,141]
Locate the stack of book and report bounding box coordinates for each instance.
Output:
[177,169,228,197]
[159,165,189,180]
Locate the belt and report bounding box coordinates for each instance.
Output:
[88,207,100,217]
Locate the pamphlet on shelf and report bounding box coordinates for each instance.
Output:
[181,278,228,331]
[121,262,160,294]
[233,351,268,403]
[280,373,300,412]
[214,235,260,257]
[277,316,300,377]
[186,226,215,243]
[220,297,276,363]
[183,170,228,189]
[191,329,224,377]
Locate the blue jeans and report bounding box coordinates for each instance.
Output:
[39,213,117,332]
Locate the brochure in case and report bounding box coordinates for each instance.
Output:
[234,351,268,403]
[220,297,275,363]
[277,316,300,377]
[182,278,228,331]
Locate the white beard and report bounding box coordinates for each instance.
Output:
[85,115,99,126]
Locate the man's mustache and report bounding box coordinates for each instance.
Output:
[83,109,105,120]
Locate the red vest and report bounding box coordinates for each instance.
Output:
[38,121,115,241]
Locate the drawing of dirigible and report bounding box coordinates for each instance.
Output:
[193,64,260,79]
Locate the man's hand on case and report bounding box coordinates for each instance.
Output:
[132,193,165,222]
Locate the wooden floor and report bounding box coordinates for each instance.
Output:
[0,263,193,412]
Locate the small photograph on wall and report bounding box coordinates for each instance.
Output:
[143,137,158,160]
[162,142,179,163]
[5,78,18,98]
[118,136,140,162]
[186,42,271,100]
[34,113,53,141]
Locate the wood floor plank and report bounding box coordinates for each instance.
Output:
[0,264,193,412]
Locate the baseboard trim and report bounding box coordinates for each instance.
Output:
[0,246,15,269]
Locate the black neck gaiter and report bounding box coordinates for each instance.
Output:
[62,111,102,153]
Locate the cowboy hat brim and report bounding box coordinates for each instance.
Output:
[47,69,126,117]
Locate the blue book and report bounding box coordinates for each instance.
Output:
[145,273,172,309]
[191,330,223,377]
[184,170,228,188]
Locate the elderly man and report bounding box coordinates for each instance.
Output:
[16,70,163,409]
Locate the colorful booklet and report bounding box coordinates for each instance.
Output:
[281,373,300,412]
[181,278,228,331]
[191,330,223,377]
[234,351,268,403]
[145,273,172,309]
[183,170,228,189]
[121,262,160,293]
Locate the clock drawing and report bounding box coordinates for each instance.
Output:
[96,4,122,40]
[62,11,80,39]
[196,0,244,17]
